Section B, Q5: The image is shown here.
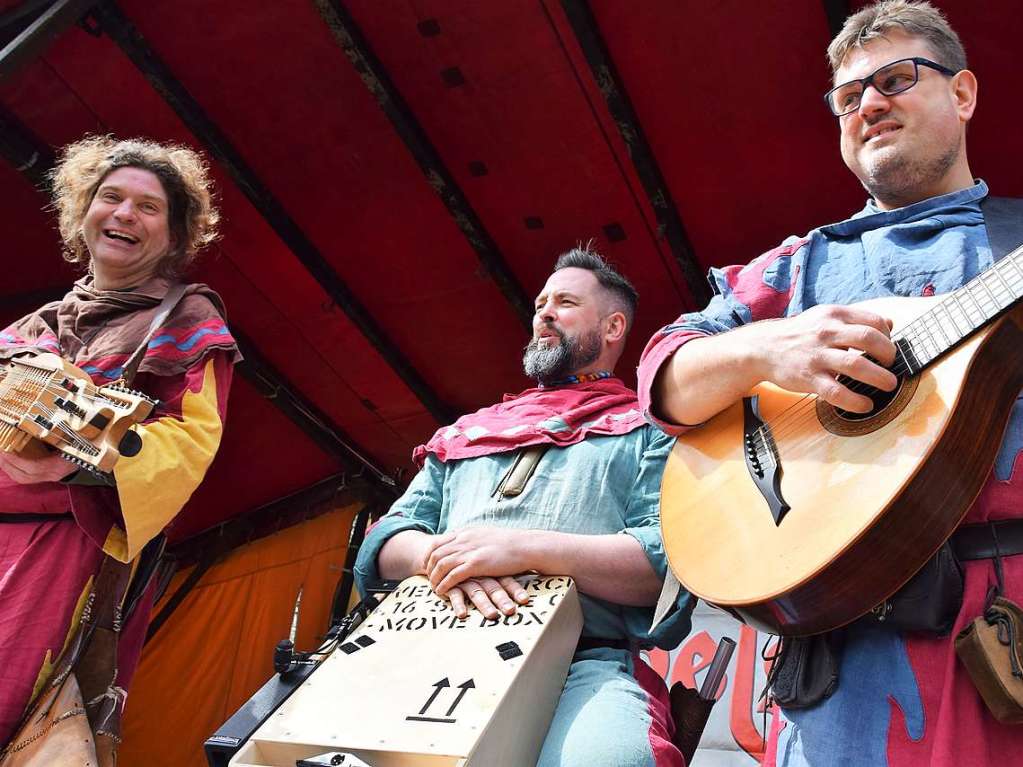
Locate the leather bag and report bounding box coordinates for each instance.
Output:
[956,596,1023,724]
[766,631,844,709]
[0,672,96,766]
[865,541,964,635]
[0,557,129,767]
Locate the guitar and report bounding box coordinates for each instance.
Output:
[660,244,1023,637]
[0,353,156,476]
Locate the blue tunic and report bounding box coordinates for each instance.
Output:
[638,180,1023,767]
[355,424,693,766]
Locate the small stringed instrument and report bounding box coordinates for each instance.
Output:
[660,243,1023,637]
[0,353,156,476]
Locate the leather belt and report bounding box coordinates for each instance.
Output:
[951,520,1023,561]
[0,512,73,523]
[576,636,632,654]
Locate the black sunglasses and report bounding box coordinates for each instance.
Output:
[824,57,959,117]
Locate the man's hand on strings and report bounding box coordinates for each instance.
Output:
[0,450,73,484]
[751,304,899,413]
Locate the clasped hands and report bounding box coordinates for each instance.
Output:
[419,527,538,621]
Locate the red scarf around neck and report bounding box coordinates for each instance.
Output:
[413,376,646,468]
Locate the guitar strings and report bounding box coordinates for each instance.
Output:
[753,252,1023,451]
[765,274,1016,450]
[765,270,1021,453]
[0,362,140,460]
[1,364,134,410]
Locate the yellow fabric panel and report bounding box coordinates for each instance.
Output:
[108,359,223,562]
[119,503,361,767]
[28,574,96,704]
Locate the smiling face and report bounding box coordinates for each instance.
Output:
[835,29,976,209]
[83,166,174,289]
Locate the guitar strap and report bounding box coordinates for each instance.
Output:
[980,196,1023,263]
[121,282,188,388]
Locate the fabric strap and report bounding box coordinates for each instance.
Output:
[121,283,187,387]
[980,196,1023,263]
[951,520,1023,562]
[650,567,683,634]
[492,445,549,498]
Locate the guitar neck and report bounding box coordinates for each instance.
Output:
[894,245,1023,374]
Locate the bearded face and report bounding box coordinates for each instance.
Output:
[522,324,602,384]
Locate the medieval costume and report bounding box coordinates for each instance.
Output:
[0,276,239,744]
[638,181,1023,767]
[356,377,693,767]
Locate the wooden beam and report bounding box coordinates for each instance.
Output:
[91,0,455,424]
[0,0,97,83]
[314,0,535,330]
[559,0,711,308]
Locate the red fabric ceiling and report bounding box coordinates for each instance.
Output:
[1,0,1020,544]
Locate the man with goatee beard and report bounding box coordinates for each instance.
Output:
[355,247,693,767]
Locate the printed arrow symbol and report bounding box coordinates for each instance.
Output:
[445,679,476,716]
[419,678,450,715]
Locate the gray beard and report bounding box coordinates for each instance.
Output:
[522,328,602,384]
[860,141,960,208]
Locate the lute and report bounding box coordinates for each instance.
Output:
[660,242,1023,636]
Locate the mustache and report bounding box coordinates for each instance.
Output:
[532,323,565,342]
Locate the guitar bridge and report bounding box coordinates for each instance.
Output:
[743,396,790,526]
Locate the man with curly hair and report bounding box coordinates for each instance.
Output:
[641,1,1023,765]
[0,136,240,757]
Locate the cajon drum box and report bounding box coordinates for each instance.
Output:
[230,574,583,767]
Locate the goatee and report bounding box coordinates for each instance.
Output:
[861,141,959,208]
[523,327,602,384]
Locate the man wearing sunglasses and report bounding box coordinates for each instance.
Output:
[639,1,1023,766]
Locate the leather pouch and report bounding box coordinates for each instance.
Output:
[866,542,964,635]
[767,632,843,709]
[955,596,1023,724]
[0,557,129,767]
[0,672,97,767]
[669,682,715,764]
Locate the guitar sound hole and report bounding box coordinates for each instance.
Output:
[833,376,903,421]
[816,372,920,437]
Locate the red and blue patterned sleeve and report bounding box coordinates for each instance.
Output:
[637,238,808,435]
[66,349,234,561]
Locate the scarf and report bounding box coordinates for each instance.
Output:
[0,275,239,380]
[413,376,646,468]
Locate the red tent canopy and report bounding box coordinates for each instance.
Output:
[1,0,1021,546]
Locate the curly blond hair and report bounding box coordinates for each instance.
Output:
[49,135,220,278]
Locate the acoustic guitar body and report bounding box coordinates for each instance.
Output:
[660,298,1023,637]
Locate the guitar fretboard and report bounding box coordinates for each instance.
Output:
[893,245,1023,375]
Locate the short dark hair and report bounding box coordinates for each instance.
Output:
[553,245,638,330]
